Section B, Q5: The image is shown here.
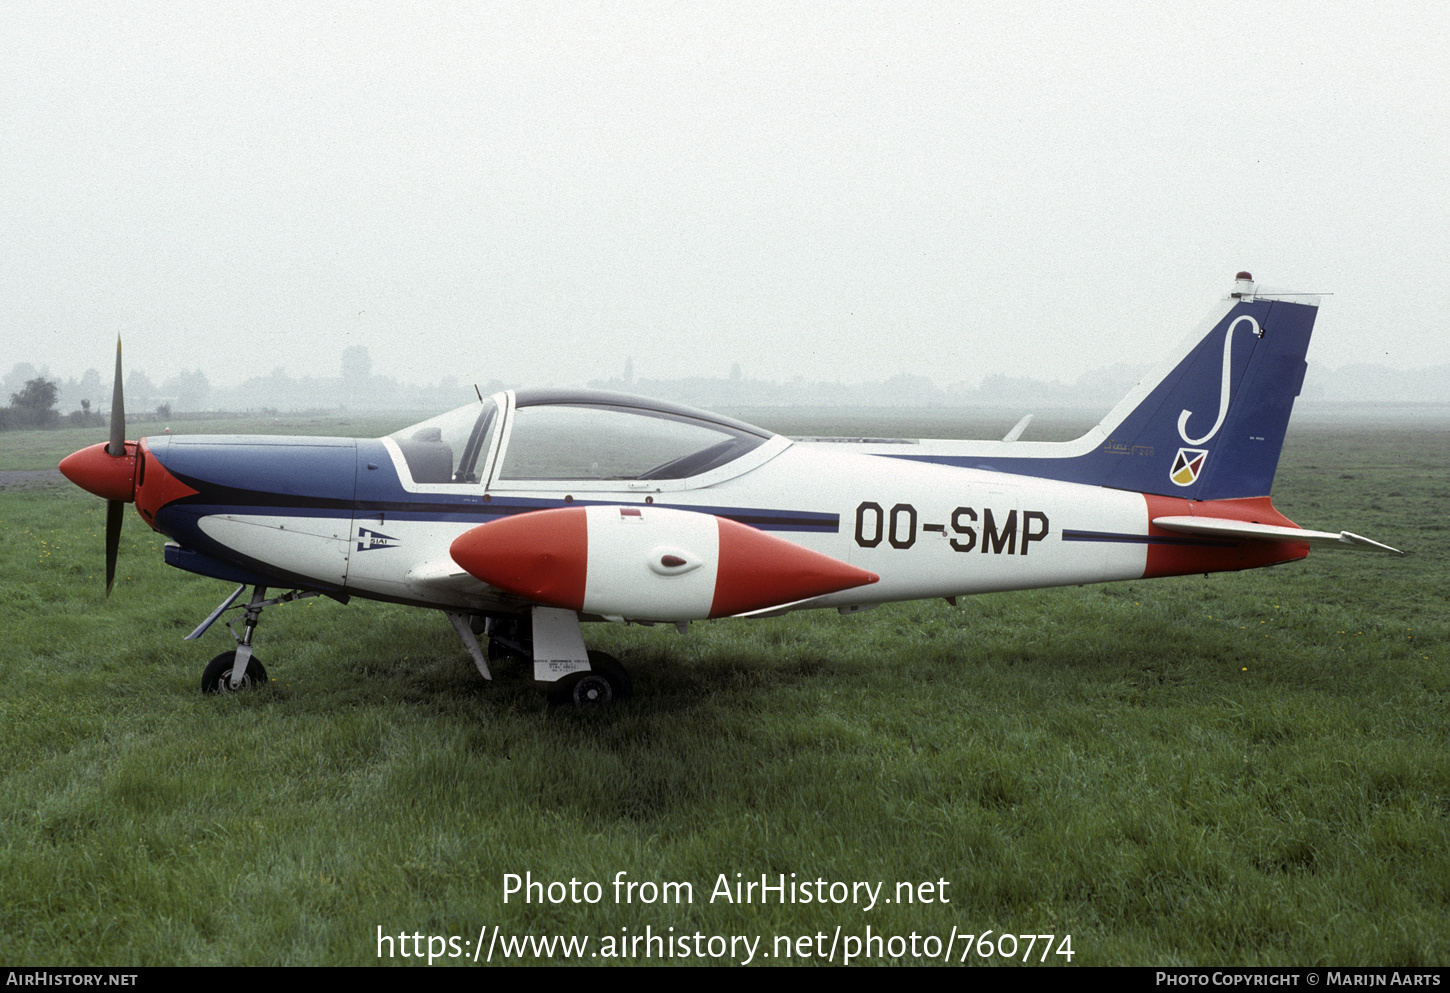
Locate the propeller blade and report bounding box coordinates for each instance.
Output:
[108,337,125,457]
[105,498,124,596]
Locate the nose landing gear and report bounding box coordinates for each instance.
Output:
[189,584,322,694]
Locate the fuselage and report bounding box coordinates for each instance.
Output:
[134,418,1306,621]
[60,281,1343,627]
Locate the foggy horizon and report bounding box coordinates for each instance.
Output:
[3,3,1446,394]
[8,345,1448,417]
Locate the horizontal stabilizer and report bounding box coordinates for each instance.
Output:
[1152,516,1403,555]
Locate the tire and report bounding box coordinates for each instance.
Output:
[201,651,268,694]
[547,650,632,706]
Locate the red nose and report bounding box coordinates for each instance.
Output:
[59,441,138,502]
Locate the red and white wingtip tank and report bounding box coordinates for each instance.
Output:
[450,505,879,621]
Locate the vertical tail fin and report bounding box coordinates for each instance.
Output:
[893,275,1320,501]
[1087,278,1319,499]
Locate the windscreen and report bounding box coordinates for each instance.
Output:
[388,401,498,484]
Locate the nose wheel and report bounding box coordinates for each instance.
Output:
[188,584,321,696]
[201,650,268,694]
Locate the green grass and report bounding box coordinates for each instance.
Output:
[0,415,1446,965]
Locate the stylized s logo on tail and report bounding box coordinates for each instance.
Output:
[1177,315,1259,446]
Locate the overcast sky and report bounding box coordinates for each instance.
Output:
[2,1,1445,394]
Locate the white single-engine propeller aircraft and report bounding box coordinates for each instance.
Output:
[60,273,1402,704]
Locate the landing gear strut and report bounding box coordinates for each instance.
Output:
[446,606,632,706]
[224,586,267,691]
[483,613,531,663]
[189,583,322,694]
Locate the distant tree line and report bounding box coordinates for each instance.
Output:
[3,376,56,427]
[0,348,504,428]
[0,376,99,429]
[0,362,214,430]
[587,362,1157,410]
[5,344,1449,431]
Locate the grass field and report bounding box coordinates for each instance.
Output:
[1,413,1446,966]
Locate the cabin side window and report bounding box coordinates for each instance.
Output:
[389,402,498,484]
[497,403,763,481]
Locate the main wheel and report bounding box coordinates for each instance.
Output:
[547,650,632,706]
[201,651,268,694]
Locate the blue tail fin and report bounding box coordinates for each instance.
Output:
[1083,286,1318,500]
[896,276,1320,501]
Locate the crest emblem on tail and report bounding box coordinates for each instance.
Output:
[1170,448,1209,487]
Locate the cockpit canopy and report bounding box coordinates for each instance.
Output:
[388,389,775,487]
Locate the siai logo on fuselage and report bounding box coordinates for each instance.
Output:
[356,526,399,552]
[1170,313,1259,488]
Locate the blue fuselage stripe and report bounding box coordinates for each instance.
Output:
[1062,529,1235,547]
[165,485,838,533]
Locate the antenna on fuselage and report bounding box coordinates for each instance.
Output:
[474,384,483,402]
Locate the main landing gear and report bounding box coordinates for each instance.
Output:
[550,651,631,706]
[446,604,633,707]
